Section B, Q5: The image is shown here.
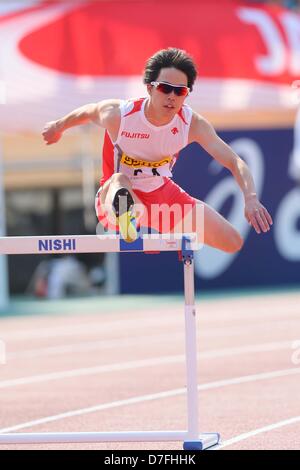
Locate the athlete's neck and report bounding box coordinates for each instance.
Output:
[144,99,176,126]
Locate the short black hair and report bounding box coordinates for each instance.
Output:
[143,48,197,92]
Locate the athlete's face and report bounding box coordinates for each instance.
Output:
[147,67,189,117]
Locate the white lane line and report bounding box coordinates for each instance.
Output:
[219,416,300,449]
[1,316,178,341]
[7,332,183,359]
[6,338,294,361]
[0,388,186,434]
[3,315,300,350]
[201,340,293,359]
[2,299,300,342]
[1,366,300,434]
[0,355,185,389]
[1,345,299,389]
[197,366,300,390]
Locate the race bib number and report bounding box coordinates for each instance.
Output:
[119,154,174,177]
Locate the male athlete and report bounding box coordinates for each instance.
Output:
[42,48,272,250]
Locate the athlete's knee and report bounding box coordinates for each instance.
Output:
[227,230,244,253]
[110,172,131,186]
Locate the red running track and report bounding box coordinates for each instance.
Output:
[0,290,300,450]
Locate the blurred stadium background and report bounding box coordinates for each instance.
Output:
[0,0,300,309]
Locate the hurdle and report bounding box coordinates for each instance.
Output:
[0,233,220,450]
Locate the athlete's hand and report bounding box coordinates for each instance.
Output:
[42,121,63,145]
[244,195,273,234]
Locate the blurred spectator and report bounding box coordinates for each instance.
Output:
[29,256,105,299]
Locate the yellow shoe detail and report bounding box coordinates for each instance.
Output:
[117,211,138,243]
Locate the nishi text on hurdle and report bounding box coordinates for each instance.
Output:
[38,238,76,252]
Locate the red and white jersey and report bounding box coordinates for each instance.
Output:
[100,97,193,192]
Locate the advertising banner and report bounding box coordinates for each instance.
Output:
[119,127,300,293]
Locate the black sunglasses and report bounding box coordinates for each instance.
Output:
[150,81,190,97]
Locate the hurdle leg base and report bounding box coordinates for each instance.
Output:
[183,433,220,450]
[0,431,220,446]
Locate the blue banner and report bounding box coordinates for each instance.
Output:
[119,128,300,293]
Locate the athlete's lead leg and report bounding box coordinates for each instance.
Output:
[174,199,243,253]
[100,173,142,242]
[199,201,243,253]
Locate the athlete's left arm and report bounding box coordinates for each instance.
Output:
[189,112,273,234]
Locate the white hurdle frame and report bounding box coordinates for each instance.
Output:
[0,233,220,450]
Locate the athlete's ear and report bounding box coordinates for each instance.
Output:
[146,84,152,95]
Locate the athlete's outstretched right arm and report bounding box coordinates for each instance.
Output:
[42,100,121,145]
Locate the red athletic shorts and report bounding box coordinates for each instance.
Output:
[95,178,197,233]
